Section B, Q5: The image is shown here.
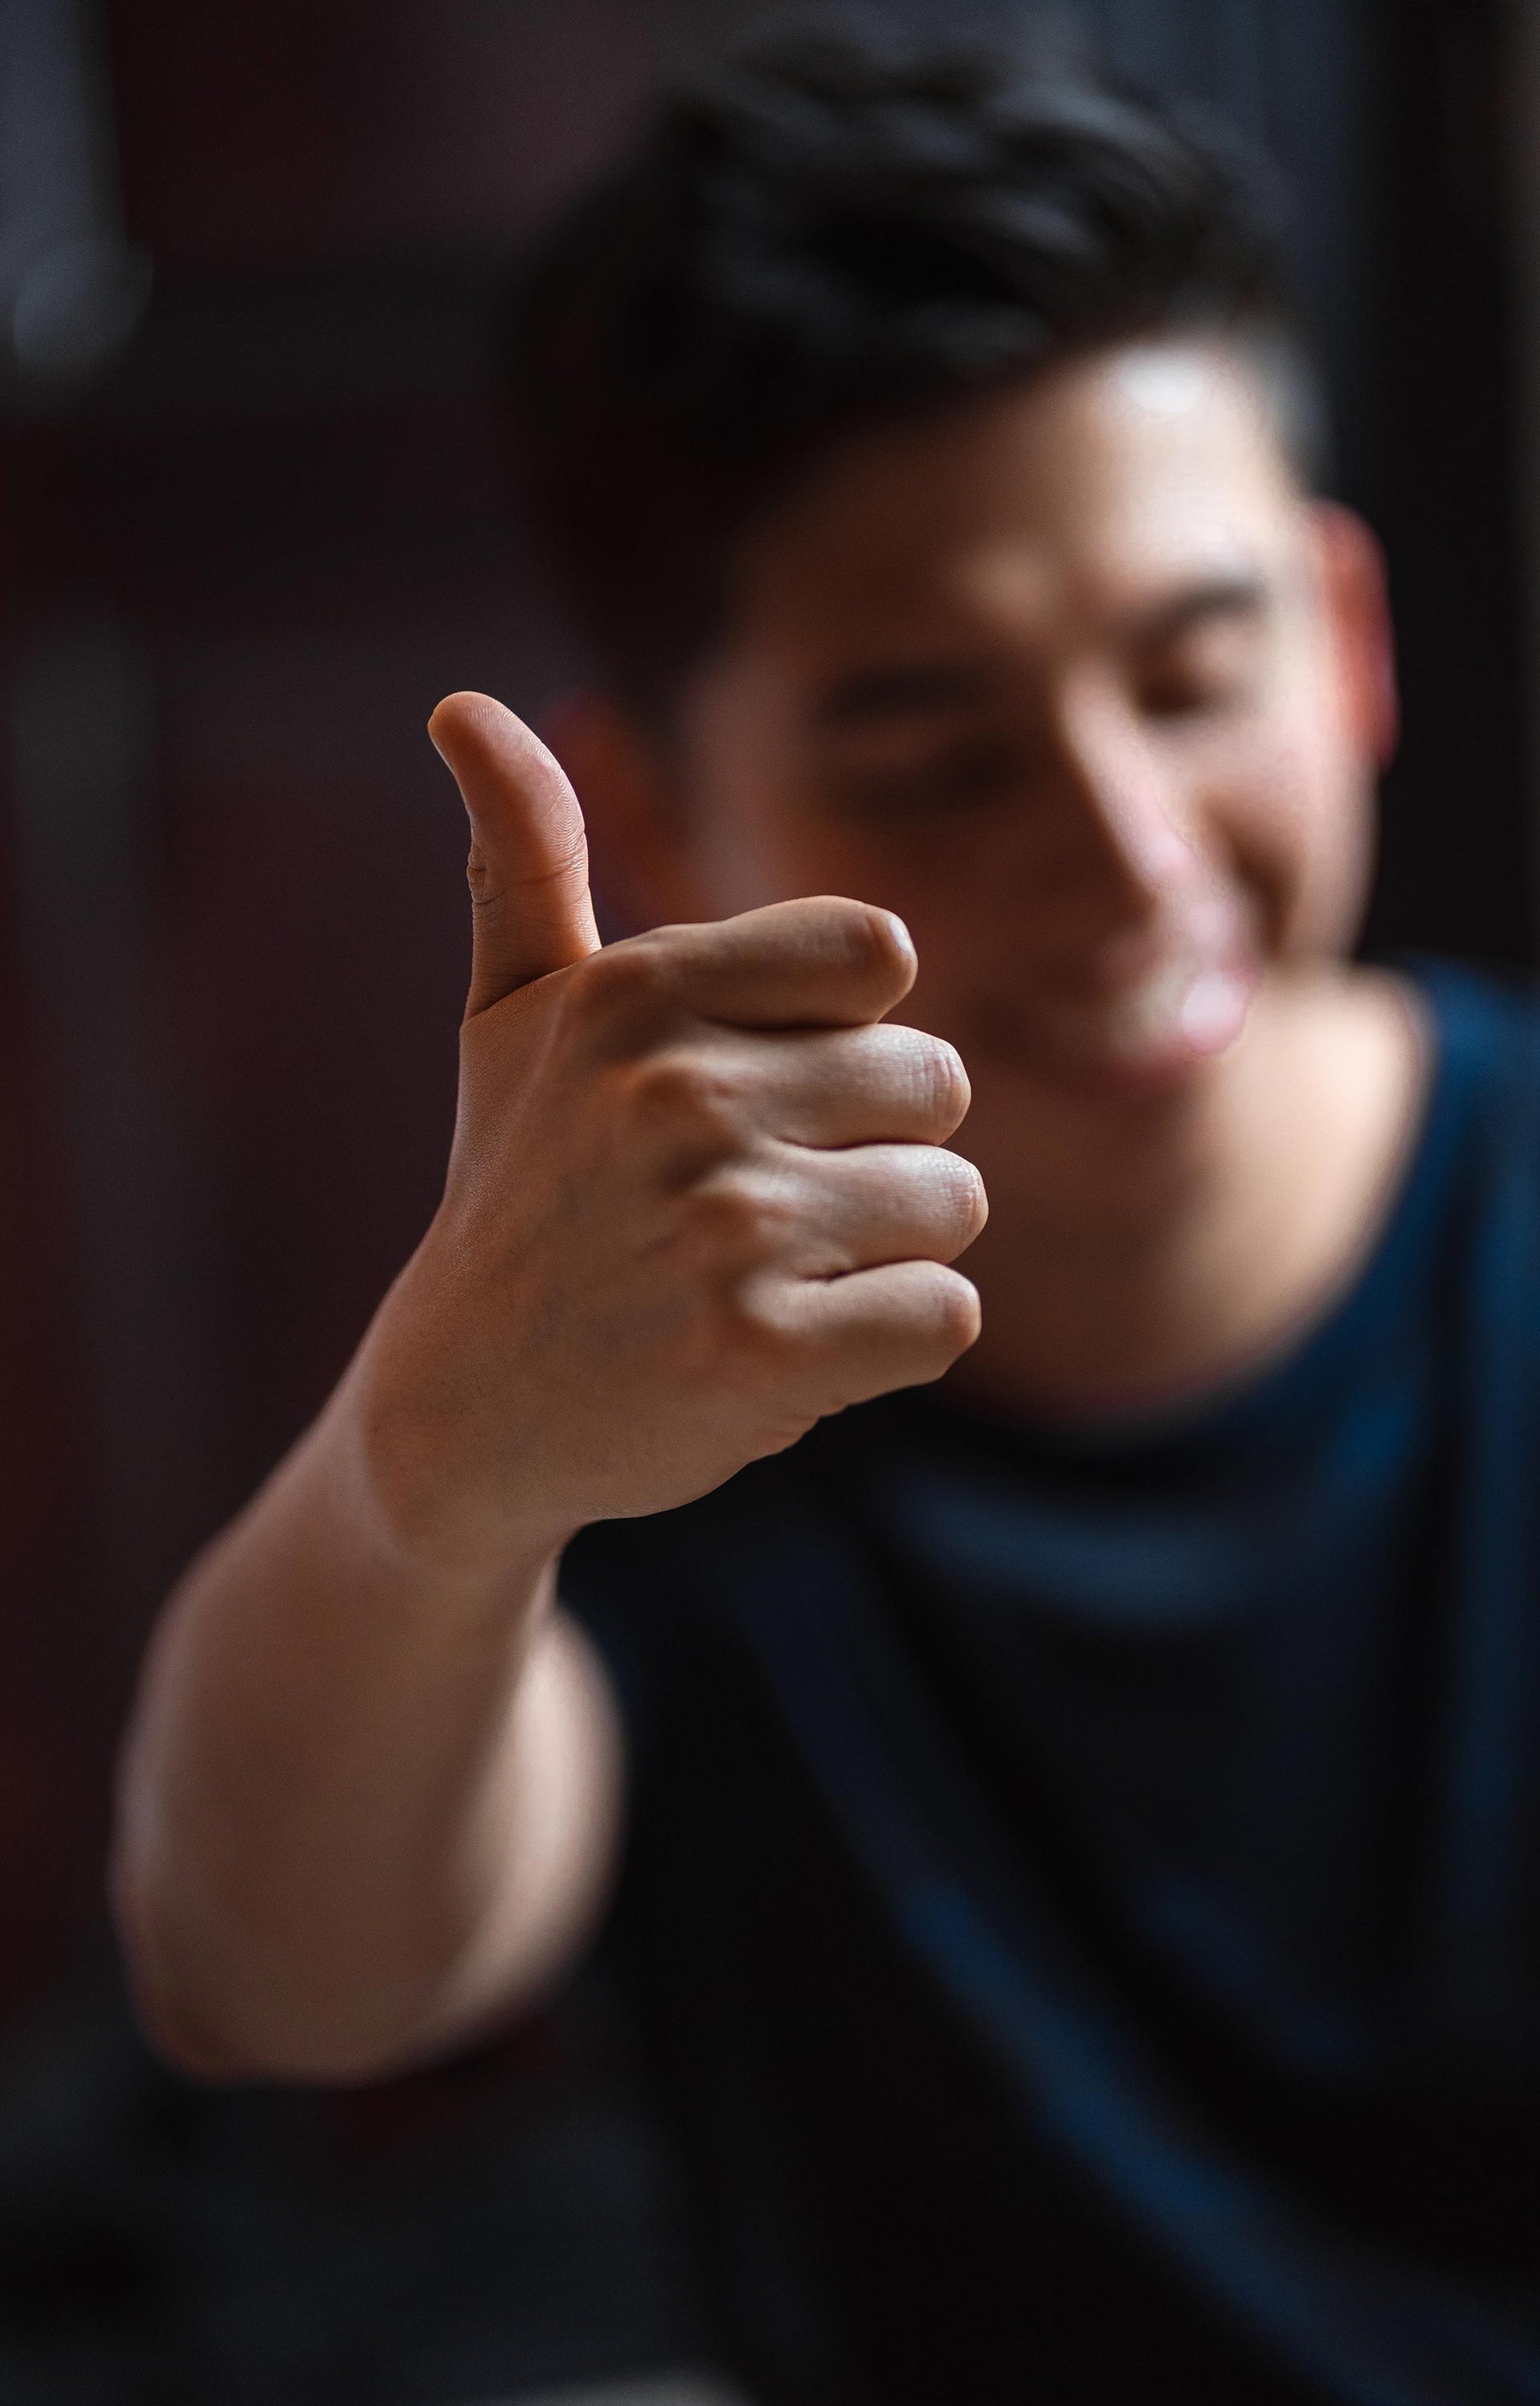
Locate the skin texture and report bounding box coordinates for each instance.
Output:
[112,340,1424,2081]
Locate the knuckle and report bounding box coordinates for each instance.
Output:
[689,1170,789,1258]
[931,1037,972,1125]
[939,1151,988,1239]
[707,1278,804,1379]
[896,1149,985,1250]
[464,839,501,911]
[821,897,915,989]
[625,1050,740,1148]
[933,1269,982,1353]
[905,1031,970,1127]
[573,935,671,1023]
[729,1277,796,1353]
[895,1260,982,1357]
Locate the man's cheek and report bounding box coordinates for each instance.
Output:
[1203,762,1319,952]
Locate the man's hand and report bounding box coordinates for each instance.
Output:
[355,690,986,1571]
[110,688,985,2083]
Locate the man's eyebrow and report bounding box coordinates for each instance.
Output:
[814,660,1000,730]
[1126,572,1272,648]
[810,579,1270,727]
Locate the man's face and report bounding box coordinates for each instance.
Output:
[601,341,1392,1218]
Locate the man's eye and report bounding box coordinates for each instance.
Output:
[1139,630,1264,723]
[1140,673,1251,723]
[827,733,1023,821]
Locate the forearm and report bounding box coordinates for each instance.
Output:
[112,1370,613,2085]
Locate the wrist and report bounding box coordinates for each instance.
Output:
[318,1309,578,1599]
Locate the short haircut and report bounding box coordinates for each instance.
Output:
[509,10,1321,714]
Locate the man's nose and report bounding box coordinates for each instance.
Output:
[1043,688,1199,914]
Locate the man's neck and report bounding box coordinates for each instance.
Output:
[950,963,1428,1422]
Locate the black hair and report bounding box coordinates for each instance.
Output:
[509,10,1319,713]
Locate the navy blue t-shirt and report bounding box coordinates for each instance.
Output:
[563,963,1540,2406]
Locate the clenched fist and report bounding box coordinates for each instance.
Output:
[353,692,986,1571]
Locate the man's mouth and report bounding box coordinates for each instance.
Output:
[984,902,1261,1094]
[1093,950,1255,1068]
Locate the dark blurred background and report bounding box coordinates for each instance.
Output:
[0,1,1533,2399]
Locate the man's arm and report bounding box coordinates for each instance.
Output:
[113,1408,622,2083]
[111,692,984,2085]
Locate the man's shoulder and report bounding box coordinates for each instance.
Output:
[1407,955,1540,1081]
[1388,957,1540,1213]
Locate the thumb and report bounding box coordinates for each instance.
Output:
[428,690,602,1017]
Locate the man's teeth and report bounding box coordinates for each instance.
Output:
[1099,960,1247,1060]
[1103,960,1201,1057]
[1179,967,1248,1051]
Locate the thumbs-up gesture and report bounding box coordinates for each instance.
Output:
[357,692,986,1571]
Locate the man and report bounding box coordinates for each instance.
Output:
[111,19,1540,2403]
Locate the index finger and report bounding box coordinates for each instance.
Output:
[637,896,917,1029]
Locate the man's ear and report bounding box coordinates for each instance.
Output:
[1310,501,1399,774]
[539,692,705,932]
